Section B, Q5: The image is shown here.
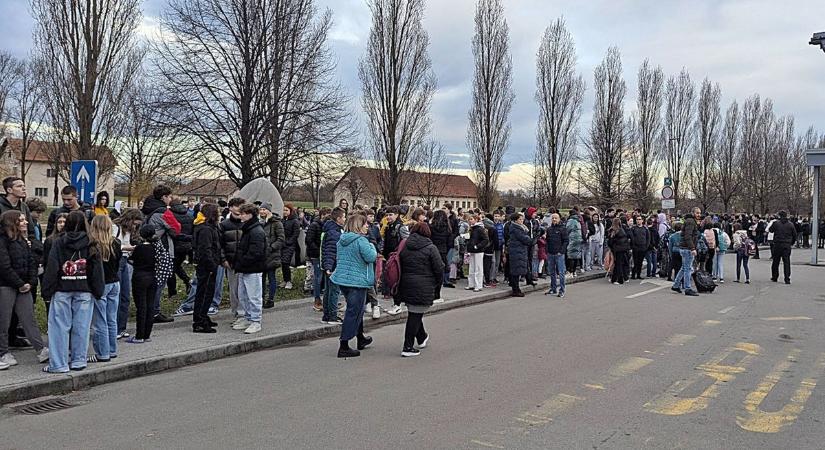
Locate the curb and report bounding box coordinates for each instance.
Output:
[0,271,604,406]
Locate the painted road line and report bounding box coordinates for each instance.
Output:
[470,440,504,449]
[760,316,812,321]
[583,383,605,390]
[591,356,654,387]
[625,285,669,299]
[701,320,722,327]
[664,334,696,346]
[740,295,754,303]
[471,394,584,448]
[718,306,736,314]
[644,342,761,416]
[737,351,825,433]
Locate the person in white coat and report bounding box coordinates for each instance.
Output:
[588,214,605,270]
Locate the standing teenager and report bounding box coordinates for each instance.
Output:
[42,211,104,373]
[507,213,532,297]
[88,215,122,362]
[544,213,569,298]
[127,224,160,344]
[231,204,266,334]
[113,209,142,338]
[260,203,285,309]
[607,218,630,285]
[192,204,221,333]
[465,214,489,292]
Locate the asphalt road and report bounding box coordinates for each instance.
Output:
[2,250,825,449]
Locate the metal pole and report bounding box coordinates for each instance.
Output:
[812,166,820,265]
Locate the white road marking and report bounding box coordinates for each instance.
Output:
[625,285,669,299]
[718,306,736,314]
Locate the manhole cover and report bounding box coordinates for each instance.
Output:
[12,398,79,415]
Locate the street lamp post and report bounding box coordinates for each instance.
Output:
[808,32,824,265]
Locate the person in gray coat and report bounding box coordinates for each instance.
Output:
[507,213,533,297]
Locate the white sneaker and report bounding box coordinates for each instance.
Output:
[432,298,445,304]
[372,305,381,319]
[365,303,373,314]
[285,282,293,290]
[232,319,251,330]
[418,334,429,349]
[387,305,402,315]
[473,288,482,292]
[0,353,18,366]
[37,347,50,363]
[244,322,261,334]
[0,360,8,370]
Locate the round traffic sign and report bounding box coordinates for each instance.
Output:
[661,186,674,199]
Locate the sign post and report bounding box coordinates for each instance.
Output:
[807,148,824,265]
[70,160,98,206]
[661,185,675,210]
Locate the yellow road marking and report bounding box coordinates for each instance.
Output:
[583,383,605,390]
[644,342,761,416]
[737,352,825,433]
[760,316,812,321]
[664,334,696,346]
[701,320,722,327]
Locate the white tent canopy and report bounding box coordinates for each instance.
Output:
[232,177,284,218]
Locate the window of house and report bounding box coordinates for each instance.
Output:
[46,168,58,178]
[35,187,48,197]
[473,201,477,208]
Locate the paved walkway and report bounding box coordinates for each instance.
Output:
[0,271,604,405]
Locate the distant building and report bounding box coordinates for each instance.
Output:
[0,138,116,205]
[334,166,479,209]
[178,178,238,203]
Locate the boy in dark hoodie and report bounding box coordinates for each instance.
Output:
[305,207,331,311]
[321,208,345,324]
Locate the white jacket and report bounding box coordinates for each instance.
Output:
[590,223,605,244]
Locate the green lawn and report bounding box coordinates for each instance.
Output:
[33,264,309,333]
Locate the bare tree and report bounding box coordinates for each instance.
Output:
[629,59,663,210]
[468,0,514,211]
[712,100,741,212]
[0,52,21,137]
[360,0,435,206]
[32,0,143,179]
[740,96,788,214]
[688,78,721,211]
[782,126,816,215]
[661,68,695,204]
[117,75,199,205]
[534,18,583,208]
[9,59,47,182]
[413,140,451,206]
[581,47,629,211]
[302,148,361,208]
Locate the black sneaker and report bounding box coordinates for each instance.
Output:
[337,347,360,358]
[401,347,420,357]
[263,300,275,309]
[153,313,174,323]
[684,289,699,297]
[671,287,682,294]
[357,335,373,350]
[785,280,791,285]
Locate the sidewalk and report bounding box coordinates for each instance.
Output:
[0,271,604,405]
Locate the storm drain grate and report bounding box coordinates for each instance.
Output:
[13,398,78,415]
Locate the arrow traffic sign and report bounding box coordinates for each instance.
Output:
[70,160,98,206]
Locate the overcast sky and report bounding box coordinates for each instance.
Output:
[2,0,824,189]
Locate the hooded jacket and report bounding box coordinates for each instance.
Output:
[396,232,444,306]
[321,219,343,272]
[219,215,244,266]
[141,196,179,255]
[193,221,221,272]
[170,202,194,256]
[566,213,583,258]
[263,215,285,270]
[42,231,105,299]
[0,234,38,289]
[430,219,452,261]
[608,227,631,253]
[234,218,267,273]
[630,225,651,252]
[281,214,300,265]
[304,217,325,259]
[330,232,377,288]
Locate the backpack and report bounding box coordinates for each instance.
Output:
[745,238,757,257]
[154,240,174,284]
[384,238,407,295]
[696,234,709,257]
[717,230,730,252]
[692,270,717,293]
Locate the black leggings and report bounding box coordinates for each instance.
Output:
[193,266,217,327]
[133,271,157,340]
[167,253,190,295]
[567,258,580,274]
[281,264,292,284]
[705,249,715,273]
[612,251,628,284]
[404,312,427,349]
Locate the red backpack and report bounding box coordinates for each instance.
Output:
[383,239,407,295]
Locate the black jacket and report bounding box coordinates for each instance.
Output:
[305,217,324,259]
[680,216,699,250]
[608,228,631,253]
[0,234,37,289]
[170,203,194,256]
[220,216,243,265]
[382,219,404,259]
[46,203,93,237]
[630,226,651,252]
[397,233,444,307]
[769,218,797,246]
[483,219,498,255]
[467,223,490,254]
[545,223,569,255]
[430,220,451,261]
[263,216,285,270]
[234,219,267,273]
[42,231,105,299]
[281,215,300,265]
[193,222,221,272]
[101,240,123,284]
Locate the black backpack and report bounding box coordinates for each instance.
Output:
[692,270,716,293]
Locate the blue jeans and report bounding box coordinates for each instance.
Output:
[673,248,694,291]
[238,273,263,323]
[645,250,657,277]
[339,286,366,342]
[178,269,222,311]
[92,283,120,359]
[310,258,322,300]
[322,272,340,321]
[117,256,133,333]
[582,241,592,271]
[736,253,750,281]
[547,254,566,293]
[713,251,724,280]
[264,269,278,302]
[48,291,94,372]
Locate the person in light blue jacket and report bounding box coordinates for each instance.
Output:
[331,213,377,358]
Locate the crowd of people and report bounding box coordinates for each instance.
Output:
[0,175,818,369]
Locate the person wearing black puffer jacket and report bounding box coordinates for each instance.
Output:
[220,198,245,319]
[280,204,300,290]
[608,218,631,285]
[397,222,444,357]
[232,204,267,334]
[482,215,499,287]
[543,213,568,297]
[629,216,651,280]
[192,204,221,333]
[768,210,796,284]
[167,199,193,297]
[259,203,284,309]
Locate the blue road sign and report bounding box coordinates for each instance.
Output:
[70,160,98,206]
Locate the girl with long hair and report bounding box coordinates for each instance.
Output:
[113,208,143,338]
[88,215,122,362]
